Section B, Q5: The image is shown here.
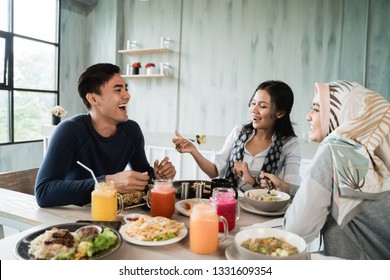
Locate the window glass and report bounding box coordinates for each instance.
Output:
[14,37,57,90]
[0,90,10,143]
[0,37,5,85]
[0,0,8,32]
[13,90,56,142]
[14,0,57,42]
[0,0,59,144]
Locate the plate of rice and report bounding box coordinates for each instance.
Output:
[14,223,122,260]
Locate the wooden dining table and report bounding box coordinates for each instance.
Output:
[0,188,332,260]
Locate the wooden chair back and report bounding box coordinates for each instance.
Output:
[0,168,39,195]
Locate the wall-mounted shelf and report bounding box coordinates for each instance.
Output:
[123,62,171,78]
[119,42,174,78]
[121,74,169,79]
[118,47,174,55]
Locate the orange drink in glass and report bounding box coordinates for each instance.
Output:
[190,201,228,254]
[91,181,123,221]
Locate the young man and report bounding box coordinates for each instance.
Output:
[35,63,176,207]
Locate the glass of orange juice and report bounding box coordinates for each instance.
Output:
[91,180,123,221]
[189,201,228,254]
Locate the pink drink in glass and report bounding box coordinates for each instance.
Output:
[210,187,238,231]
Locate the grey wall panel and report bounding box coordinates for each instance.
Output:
[365,0,390,96]
[2,0,389,172]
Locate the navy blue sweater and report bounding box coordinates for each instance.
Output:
[35,114,154,207]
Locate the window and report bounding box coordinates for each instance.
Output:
[0,0,9,32]
[0,0,60,144]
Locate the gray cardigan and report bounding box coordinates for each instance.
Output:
[284,143,390,259]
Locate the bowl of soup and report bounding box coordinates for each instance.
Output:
[244,189,290,212]
[234,227,307,260]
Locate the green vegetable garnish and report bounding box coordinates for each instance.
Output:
[55,252,75,260]
[75,228,118,258]
[88,228,118,256]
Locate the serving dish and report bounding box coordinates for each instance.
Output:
[225,243,244,260]
[225,243,309,260]
[120,225,188,246]
[122,190,148,209]
[14,222,122,260]
[175,198,209,217]
[243,189,290,212]
[234,227,306,260]
[123,213,144,223]
[238,198,289,216]
[75,220,122,231]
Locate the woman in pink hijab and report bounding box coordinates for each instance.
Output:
[284,81,390,259]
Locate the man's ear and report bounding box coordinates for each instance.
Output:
[86,93,97,105]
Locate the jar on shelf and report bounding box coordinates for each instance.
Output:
[131,62,141,75]
[145,63,156,75]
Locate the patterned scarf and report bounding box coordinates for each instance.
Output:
[225,127,283,187]
[315,81,390,228]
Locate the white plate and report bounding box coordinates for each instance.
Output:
[225,244,310,260]
[119,224,188,246]
[225,244,340,260]
[175,198,209,217]
[238,198,289,216]
[225,243,244,260]
[239,217,284,230]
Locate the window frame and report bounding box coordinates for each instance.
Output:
[0,0,61,145]
[0,31,13,88]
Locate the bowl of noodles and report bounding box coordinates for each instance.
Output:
[234,227,307,260]
[244,189,290,212]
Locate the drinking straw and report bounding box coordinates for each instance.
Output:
[77,161,98,185]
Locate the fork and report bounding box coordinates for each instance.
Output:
[264,179,272,194]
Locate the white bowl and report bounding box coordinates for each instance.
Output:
[244,189,290,212]
[123,213,143,224]
[234,227,307,260]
